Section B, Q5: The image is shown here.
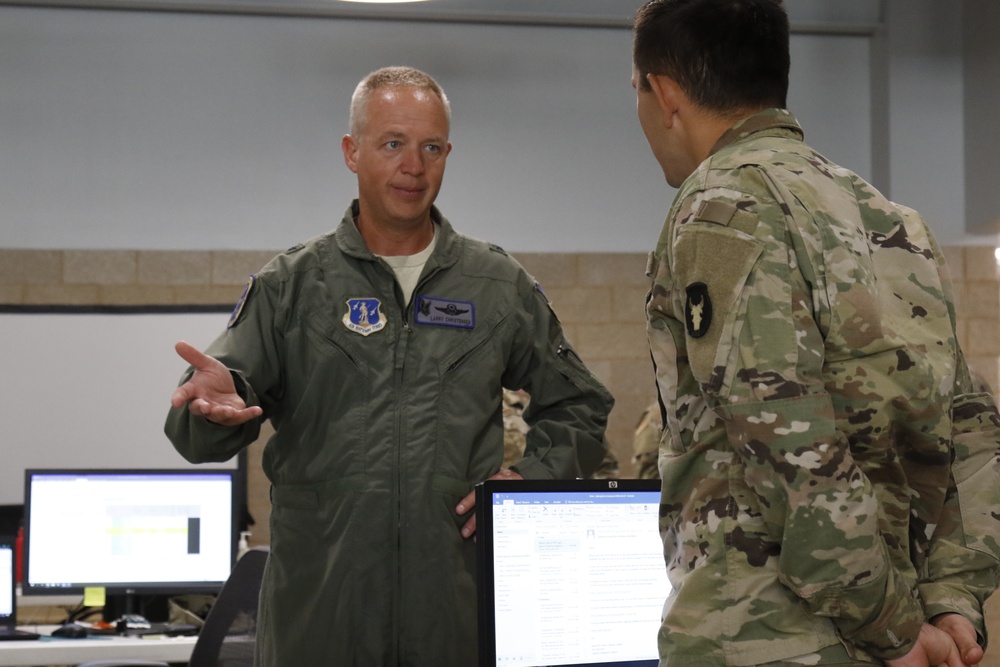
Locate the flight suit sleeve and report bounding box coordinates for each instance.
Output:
[673,190,923,660]
[164,273,282,463]
[501,275,614,480]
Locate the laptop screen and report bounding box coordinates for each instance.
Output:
[475,479,669,667]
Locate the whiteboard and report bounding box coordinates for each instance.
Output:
[0,309,238,505]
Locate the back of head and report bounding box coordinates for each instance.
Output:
[632,0,789,115]
[349,66,452,138]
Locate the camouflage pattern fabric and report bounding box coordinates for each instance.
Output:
[631,401,662,480]
[646,108,1000,666]
[503,388,619,478]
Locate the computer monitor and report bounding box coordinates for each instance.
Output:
[23,469,237,618]
[476,478,669,667]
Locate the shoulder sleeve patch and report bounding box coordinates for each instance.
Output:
[674,226,764,390]
[227,275,256,329]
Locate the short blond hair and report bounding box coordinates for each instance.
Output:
[349,66,451,138]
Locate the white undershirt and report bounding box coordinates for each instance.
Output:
[378,229,438,307]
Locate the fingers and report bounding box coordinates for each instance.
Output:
[921,623,964,667]
[175,340,213,370]
[933,614,983,666]
[456,489,477,539]
[188,398,263,426]
[455,468,524,540]
[456,489,475,517]
[460,514,477,540]
[170,382,196,408]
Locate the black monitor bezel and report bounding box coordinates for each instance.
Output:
[22,467,238,597]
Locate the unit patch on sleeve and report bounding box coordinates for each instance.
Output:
[343,298,387,336]
[414,295,475,329]
[227,275,256,329]
[685,282,712,338]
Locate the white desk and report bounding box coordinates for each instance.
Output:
[0,627,197,666]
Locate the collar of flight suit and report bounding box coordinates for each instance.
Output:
[333,199,464,274]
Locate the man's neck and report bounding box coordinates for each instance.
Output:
[356,214,435,257]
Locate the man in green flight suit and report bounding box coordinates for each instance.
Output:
[165,66,613,666]
[631,1,1000,666]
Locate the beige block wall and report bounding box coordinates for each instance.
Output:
[2,246,998,649]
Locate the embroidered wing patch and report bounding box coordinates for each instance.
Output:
[414,295,475,329]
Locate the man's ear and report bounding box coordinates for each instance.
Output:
[341,134,359,174]
[646,74,682,128]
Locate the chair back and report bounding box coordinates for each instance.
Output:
[188,546,268,667]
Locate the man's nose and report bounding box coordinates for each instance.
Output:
[400,147,425,175]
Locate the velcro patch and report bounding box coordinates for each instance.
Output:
[414,295,475,329]
[696,199,758,236]
[227,275,255,329]
[696,200,736,226]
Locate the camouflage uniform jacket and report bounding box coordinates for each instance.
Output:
[646,109,1000,665]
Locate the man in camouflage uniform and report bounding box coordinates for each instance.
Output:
[631,1,1000,665]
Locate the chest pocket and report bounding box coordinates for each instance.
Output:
[673,200,764,391]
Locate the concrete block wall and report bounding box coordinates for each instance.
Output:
[2,246,998,651]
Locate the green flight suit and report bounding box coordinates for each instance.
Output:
[165,201,614,666]
[646,109,1000,665]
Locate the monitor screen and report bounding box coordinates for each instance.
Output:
[476,478,669,667]
[23,469,237,597]
[1,536,14,621]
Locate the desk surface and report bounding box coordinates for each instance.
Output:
[0,626,197,666]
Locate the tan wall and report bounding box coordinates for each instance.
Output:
[2,246,998,653]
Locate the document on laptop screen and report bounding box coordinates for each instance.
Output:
[482,483,669,667]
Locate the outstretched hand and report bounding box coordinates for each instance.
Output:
[170,340,263,426]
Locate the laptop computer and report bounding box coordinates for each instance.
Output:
[476,478,669,667]
[0,535,40,640]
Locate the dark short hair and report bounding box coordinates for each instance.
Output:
[633,0,789,114]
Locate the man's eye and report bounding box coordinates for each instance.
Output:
[386,140,401,149]
[425,144,442,153]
